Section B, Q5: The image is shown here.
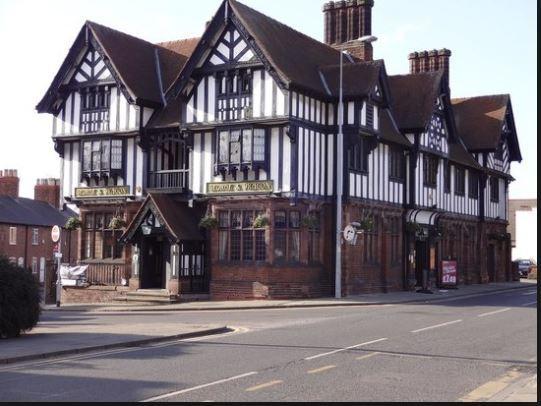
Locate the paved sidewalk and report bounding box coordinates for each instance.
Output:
[491,374,538,403]
[43,280,536,313]
[0,322,228,365]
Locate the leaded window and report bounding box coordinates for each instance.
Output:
[468,171,479,199]
[490,177,500,203]
[455,167,465,196]
[216,128,266,170]
[274,210,301,263]
[80,86,110,133]
[82,212,123,261]
[218,210,266,263]
[82,139,123,178]
[389,148,405,181]
[216,70,253,121]
[423,155,439,188]
[348,138,370,173]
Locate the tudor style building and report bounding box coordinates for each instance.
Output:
[37,0,521,302]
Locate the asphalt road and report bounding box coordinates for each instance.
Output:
[0,287,537,402]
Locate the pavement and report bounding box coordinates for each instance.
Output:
[0,282,535,402]
[42,280,537,313]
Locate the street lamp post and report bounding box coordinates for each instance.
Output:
[335,36,378,299]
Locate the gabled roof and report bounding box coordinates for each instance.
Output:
[37,21,198,113]
[379,109,412,147]
[388,71,444,132]
[451,94,522,161]
[168,0,351,100]
[121,193,204,243]
[319,60,390,101]
[0,196,74,228]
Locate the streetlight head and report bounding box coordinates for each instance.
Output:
[358,35,378,43]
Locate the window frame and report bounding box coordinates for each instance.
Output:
[423,155,439,188]
[32,228,39,246]
[218,210,267,264]
[81,138,124,180]
[444,161,451,193]
[81,212,124,261]
[348,137,370,174]
[9,227,17,245]
[215,127,267,173]
[80,86,111,133]
[455,166,466,196]
[490,177,500,203]
[273,210,301,264]
[468,171,479,199]
[389,147,405,182]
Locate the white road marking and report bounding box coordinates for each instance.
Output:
[245,380,283,392]
[304,338,388,360]
[477,308,511,318]
[522,301,538,307]
[411,320,462,334]
[140,371,258,402]
[522,291,537,296]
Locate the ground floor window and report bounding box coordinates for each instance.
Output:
[307,212,321,263]
[390,217,402,265]
[218,210,266,262]
[82,212,123,260]
[274,210,301,263]
[363,215,380,265]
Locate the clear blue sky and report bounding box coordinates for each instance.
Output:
[0,0,536,199]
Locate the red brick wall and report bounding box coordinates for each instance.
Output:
[0,170,19,198]
[61,286,130,304]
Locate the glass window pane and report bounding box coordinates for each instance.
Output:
[219,212,229,228]
[231,211,242,229]
[255,230,266,261]
[111,140,123,169]
[219,131,229,164]
[92,141,101,171]
[94,231,103,259]
[253,129,265,161]
[83,142,92,172]
[242,129,252,162]
[243,211,255,228]
[274,230,286,261]
[243,231,254,261]
[101,141,110,170]
[289,211,301,229]
[230,130,241,164]
[219,231,229,261]
[289,231,300,262]
[274,211,287,229]
[231,230,241,261]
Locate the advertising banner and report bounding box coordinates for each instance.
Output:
[441,260,458,286]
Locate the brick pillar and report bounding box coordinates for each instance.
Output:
[34,178,61,209]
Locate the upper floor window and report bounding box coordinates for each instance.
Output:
[468,172,479,199]
[490,177,500,203]
[82,139,123,177]
[217,70,253,121]
[80,86,111,133]
[389,148,405,181]
[423,155,438,188]
[217,128,266,169]
[444,161,451,193]
[9,227,17,245]
[348,138,370,174]
[455,167,466,196]
[32,229,39,246]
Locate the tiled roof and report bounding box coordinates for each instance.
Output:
[0,196,74,228]
[319,60,385,98]
[388,71,444,131]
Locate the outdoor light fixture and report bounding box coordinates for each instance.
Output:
[141,224,152,236]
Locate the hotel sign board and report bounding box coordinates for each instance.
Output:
[206,181,274,196]
[75,186,131,199]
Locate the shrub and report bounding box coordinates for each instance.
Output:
[0,256,41,338]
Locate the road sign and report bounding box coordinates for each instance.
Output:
[54,253,63,259]
[51,225,61,243]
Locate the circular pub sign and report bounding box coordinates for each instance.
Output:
[51,225,61,243]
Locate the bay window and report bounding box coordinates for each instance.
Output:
[216,128,266,171]
[82,139,123,179]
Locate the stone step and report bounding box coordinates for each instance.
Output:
[118,289,179,304]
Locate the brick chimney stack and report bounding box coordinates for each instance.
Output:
[0,169,20,198]
[34,178,60,209]
[323,0,375,61]
[409,48,452,90]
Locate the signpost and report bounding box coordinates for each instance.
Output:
[441,260,458,288]
[51,225,62,307]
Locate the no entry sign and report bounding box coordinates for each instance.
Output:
[51,225,61,243]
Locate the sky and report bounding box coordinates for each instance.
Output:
[0,0,537,200]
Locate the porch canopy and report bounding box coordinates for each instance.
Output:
[406,209,441,226]
[121,193,204,244]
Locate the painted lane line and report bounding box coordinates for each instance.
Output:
[140,372,258,402]
[477,308,511,318]
[304,338,388,361]
[522,291,537,296]
[411,320,462,334]
[307,365,337,374]
[356,352,380,361]
[245,380,283,392]
[522,301,538,307]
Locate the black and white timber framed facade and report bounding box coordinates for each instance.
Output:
[37,0,522,302]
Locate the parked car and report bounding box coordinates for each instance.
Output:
[514,259,536,278]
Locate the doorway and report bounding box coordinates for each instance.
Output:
[415,240,428,287]
[488,244,496,283]
[141,236,168,289]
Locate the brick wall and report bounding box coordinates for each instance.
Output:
[61,286,130,304]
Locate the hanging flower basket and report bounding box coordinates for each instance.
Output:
[252,214,270,229]
[109,216,127,230]
[359,218,374,232]
[199,216,219,229]
[301,214,320,229]
[405,221,422,234]
[65,217,82,231]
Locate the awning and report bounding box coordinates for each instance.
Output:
[406,210,441,226]
[121,193,204,243]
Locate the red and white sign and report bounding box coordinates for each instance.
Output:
[51,225,61,243]
[441,261,458,286]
